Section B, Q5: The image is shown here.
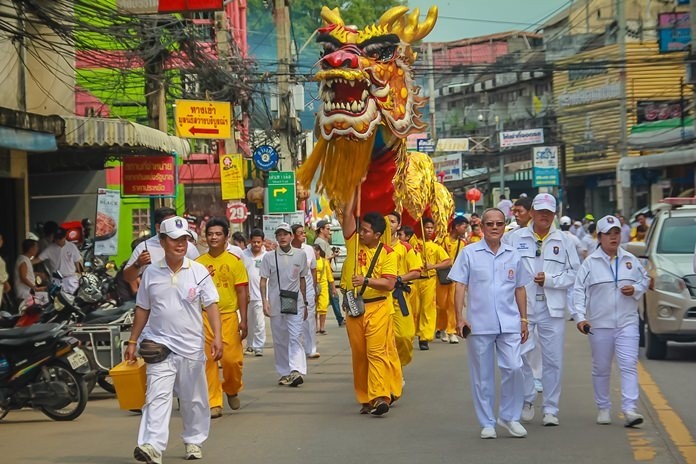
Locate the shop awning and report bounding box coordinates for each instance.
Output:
[617,146,696,172]
[60,116,190,156]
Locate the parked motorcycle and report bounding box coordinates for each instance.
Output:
[0,322,91,421]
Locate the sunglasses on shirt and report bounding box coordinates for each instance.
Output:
[535,240,543,257]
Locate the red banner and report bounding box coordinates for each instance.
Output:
[158,0,223,12]
[122,155,176,196]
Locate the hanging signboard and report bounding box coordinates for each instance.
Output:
[158,0,223,12]
[220,153,245,200]
[532,146,560,187]
[174,99,231,139]
[432,153,462,181]
[122,155,176,197]
[95,189,121,256]
[499,128,544,148]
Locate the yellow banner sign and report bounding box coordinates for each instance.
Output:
[220,154,245,200]
[175,99,231,139]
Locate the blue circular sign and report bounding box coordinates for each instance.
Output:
[252,145,279,171]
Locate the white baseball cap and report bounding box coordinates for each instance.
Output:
[159,216,193,239]
[26,232,40,241]
[275,223,292,234]
[532,193,557,213]
[560,216,572,226]
[597,215,621,234]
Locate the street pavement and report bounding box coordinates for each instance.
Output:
[2,319,695,464]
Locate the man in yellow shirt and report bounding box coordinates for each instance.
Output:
[414,217,451,351]
[436,216,468,344]
[196,217,249,419]
[341,192,399,416]
[386,212,422,367]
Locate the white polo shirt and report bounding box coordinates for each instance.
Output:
[572,247,649,329]
[448,239,530,335]
[299,243,317,300]
[242,248,267,302]
[136,257,219,361]
[38,241,82,293]
[126,235,200,275]
[260,247,308,317]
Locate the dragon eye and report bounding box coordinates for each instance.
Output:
[364,44,396,62]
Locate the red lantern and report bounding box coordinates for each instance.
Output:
[465,188,482,202]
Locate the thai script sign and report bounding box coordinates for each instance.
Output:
[532,146,559,187]
[175,99,231,139]
[499,128,544,148]
[122,155,175,196]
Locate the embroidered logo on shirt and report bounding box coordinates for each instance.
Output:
[358,249,367,267]
[508,269,515,280]
[626,261,632,270]
[553,246,559,255]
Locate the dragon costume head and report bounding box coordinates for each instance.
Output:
[298,6,453,237]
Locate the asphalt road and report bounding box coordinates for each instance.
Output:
[2,319,694,464]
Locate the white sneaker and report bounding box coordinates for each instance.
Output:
[441,333,450,343]
[497,418,528,437]
[449,333,459,344]
[521,402,535,422]
[624,410,644,428]
[185,443,203,460]
[134,444,162,464]
[597,409,611,425]
[543,413,559,426]
[480,426,497,439]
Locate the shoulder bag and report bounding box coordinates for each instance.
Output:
[275,251,299,315]
[436,239,461,285]
[344,243,383,317]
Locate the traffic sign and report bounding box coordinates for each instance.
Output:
[226,201,248,224]
[253,145,279,171]
[417,138,436,153]
[174,99,231,139]
[267,171,296,214]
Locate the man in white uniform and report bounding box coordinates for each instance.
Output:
[242,229,267,356]
[36,227,83,294]
[450,208,530,439]
[260,223,309,387]
[291,224,320,359]
[506,194,580,427]
[124,216,222,464]
[123,208,199,284]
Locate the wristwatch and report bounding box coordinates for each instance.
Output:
[396,276,403,285]
[364,277,370,286]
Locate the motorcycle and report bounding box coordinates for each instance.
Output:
[0,322,91,421]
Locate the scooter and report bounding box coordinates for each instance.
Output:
[0,322,91,421]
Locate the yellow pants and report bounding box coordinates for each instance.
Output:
[392,298,415,367]
[203,311,243,409]
[416,276,437,341]
[346,299,403,405]
[436,282,456,335]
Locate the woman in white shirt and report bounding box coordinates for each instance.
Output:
[572,216,650,428]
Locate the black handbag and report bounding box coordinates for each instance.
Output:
[344,243,382,317]
[276,251,299,315]
[436,239,461,285]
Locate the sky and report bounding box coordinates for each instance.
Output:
[407,0,571,42]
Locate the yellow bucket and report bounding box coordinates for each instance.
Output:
[110,358,147,411]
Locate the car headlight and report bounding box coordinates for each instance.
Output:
[654,270,686,294]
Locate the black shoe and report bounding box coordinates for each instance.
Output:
[419,340,429,351]
[359,404,370,414]
[370,399,390,416]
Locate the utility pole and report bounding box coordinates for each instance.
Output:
[616,0,630,216]
[144,19,167,133]
[427,43,436,141]
[274,0,295,171]
[15,2,26,112]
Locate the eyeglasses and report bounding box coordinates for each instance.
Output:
[484,221,505,228]
[535,239,543,257]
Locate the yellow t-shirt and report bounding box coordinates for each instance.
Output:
[391,239,422,276]
[413,239,450,278]
[316,257,333,285]
[340,234,397,300]
[196,251,249,314]
[442,235,466,261]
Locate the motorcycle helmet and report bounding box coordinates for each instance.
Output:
[77,273,102,304]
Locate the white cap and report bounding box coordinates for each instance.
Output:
[189,230,199,242]
[532,193,557,212]
[159,216,193,239]
[275,222,292,234]
[597,215,621,234]
[26,232,40,241]
[560,216,571,226]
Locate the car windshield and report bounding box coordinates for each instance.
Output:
[330,229,345,246]
[656,216,696,254]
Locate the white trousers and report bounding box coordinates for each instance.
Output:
[247,300,266,351]
[522,302,565,414]
[467,333,524,428]
[526,324,543,379]
[270,312,307,376]
[589,325,640,413]
[302,299,318,356]
[138,353,209,454]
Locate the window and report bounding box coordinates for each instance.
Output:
[132,208,151,240]
[656,217,696,254]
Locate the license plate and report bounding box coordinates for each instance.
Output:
[67,348,89,370]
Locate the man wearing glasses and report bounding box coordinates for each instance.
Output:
[450,208,530,439]
[505,193,580,427]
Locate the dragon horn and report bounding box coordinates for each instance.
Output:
[378,6,409,29]
[321,6,344,26]
[405,6,438,43]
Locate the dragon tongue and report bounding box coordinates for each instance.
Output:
[332,80,365,103]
